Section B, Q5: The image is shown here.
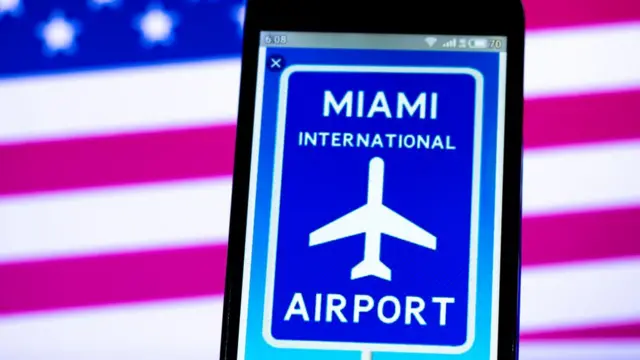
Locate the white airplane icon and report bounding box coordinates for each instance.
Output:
[309,157,437,281]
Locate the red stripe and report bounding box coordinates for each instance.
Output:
[2,92,638,196]
[0,124,236,196]
[1,208,638,315]
[0,244,227,316]
[524,0,640,29]
[522,322,640,340]
[525,90,640,148]
[523,206,640,266]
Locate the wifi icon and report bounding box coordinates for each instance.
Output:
[424,37,437,47]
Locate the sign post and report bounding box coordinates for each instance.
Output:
[263,65,483,356]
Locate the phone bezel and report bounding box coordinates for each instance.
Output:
[221,1,524,359]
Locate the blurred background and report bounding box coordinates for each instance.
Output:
[0,0,639,359]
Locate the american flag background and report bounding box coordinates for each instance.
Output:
[0,0,639,359]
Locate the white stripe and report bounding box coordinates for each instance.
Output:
[0,59,240,144]
[0,178,231,263]
[0,296,638,360]
[520,341,640,360]
[521,257,640,331]
[1,23,639,143]
[1,140,639,263]
[525,22,640,98]
[523,140,640,216]
[0,297,223,360]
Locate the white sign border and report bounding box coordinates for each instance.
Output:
[263,64,484,355]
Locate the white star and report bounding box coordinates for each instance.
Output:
[233,5,245,36]
[88,0,122,10]
[134,4,179,48]
[36,11,81,57]
[0,0,23,18]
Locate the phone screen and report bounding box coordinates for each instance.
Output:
[236,31,508,360]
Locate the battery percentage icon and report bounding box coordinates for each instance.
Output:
[468,39,489,49]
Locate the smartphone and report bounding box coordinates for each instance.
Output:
[220,1,525,359]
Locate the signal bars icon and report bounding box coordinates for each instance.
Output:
[442,38,457,48]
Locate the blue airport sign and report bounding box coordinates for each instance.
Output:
[263,65,483,354]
